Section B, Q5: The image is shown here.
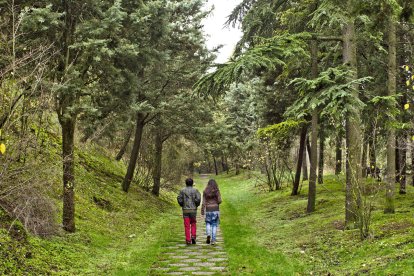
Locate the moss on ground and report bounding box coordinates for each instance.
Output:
[0,142,177,275]
[213,172,414,275]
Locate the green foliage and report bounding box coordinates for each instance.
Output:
[286,66,372,120]
[367,95,401,128]
[194,32,310,99]
[257,119,306,143]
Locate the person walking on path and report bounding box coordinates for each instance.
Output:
[201,179,222,245]
[177,178,201,245]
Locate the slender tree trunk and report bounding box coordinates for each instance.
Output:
[152,128,163,196]
[221,156,226,172]
[398,134,407,194]
[343,19,361,227]
[307,40,318,213]
[412,136,414,186]
[335,131,342,175]
[306,137,311,164]
[207,157,212,173]
[213,156,218,175]
[368,128,377,177]
[385,18,396,213]
[122,112,146,192]
[59,115,76,232]
[59,0,77,232]
[318,128,325,184]
[361,131,368,177]
[395,140,400,183]
[116,126,134,161]
[302,144,308,181]
[292,125,307,195]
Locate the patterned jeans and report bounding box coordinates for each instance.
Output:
[205,211,220,242]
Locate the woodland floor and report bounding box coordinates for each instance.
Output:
[2,145,414,275]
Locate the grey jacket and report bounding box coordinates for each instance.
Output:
[177,186,201,214]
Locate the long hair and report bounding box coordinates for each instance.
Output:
[204,179,219,198]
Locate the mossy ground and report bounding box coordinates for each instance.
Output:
[214,172,414,275]
[0,143,178,275]
[2,152,414,275]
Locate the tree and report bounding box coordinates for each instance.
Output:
[384,9,398,214]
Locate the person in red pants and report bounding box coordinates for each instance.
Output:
[177,178,201,245]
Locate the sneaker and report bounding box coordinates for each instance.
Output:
[206,236,211,244]
[211,240,216,245]
[186,240,191,245]
[191,237,196,244]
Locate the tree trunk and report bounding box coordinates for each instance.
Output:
[395,140,400,183]
[307,40,318,213]
[343,19,361,227]
[122,112,146,192]
[335,131,342,175]
[361,131,368,177]
[235,162,240,175]
[398,135,407,194]
[213,156,218,175]
[207,157,212,173]
[152,128,163,196]
[385,18,396,213]
[58,0,77,232]
[306,137,311,161]
[318,128,325,184]
[368,127,377,177]
[292,125,307,195]
[115,126,134,161]
[302,144,308,181]
[221,156,227,172]
[59,115,76,232]
[412,136,414,186]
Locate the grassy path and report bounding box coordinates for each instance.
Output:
[57,171,414,275]
[216,173,303,275]
[146,174,302,275]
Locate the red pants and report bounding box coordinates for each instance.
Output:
[183,216,197,242]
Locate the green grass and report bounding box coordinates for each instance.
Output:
[2,143,414,275]
[206,172,414,275]
[0,142,178,275]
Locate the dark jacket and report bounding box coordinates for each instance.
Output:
[177,186,201,215]
[201,190,222,216]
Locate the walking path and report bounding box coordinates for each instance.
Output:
[149,214,229,275]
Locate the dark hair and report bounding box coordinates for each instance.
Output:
[204,179,219,197]
[185,178,194,186]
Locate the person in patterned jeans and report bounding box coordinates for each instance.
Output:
[201,179,222,245]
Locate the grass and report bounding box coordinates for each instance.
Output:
[0,142,179,275]
[2,140,414,275]
[208,172,414,275]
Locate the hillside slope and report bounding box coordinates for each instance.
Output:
[0,142,177,275]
